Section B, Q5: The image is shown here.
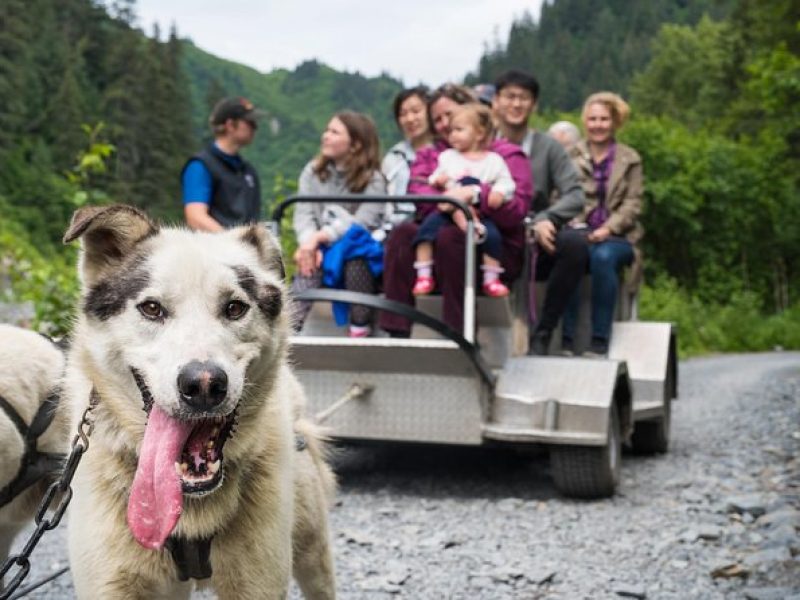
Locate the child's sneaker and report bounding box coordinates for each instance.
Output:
[412,275,435,296]
[482,279,509,297]
[348,325,371,338]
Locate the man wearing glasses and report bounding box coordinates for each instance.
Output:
[182,97,264,231]
[492,70,589,355]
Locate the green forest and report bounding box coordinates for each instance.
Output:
[0,0,798,354]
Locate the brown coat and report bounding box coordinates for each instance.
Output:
[569,139,645,290]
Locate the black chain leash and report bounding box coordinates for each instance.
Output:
[0,391,98,600]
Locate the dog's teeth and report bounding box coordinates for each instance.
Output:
[211,427,219,437]
[181,462,189,472]
[207,440,215,449]
[208,460,221,474]
[174,463,182,475]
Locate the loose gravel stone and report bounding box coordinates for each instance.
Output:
[615,584,647,598]
[744,587,799,600]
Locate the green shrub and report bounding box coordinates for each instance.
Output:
[0,222,78,337]
[639,275,800,356]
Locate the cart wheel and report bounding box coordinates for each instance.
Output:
[631,393,671,454]
[550,406,621,499]
[631,353,675,454]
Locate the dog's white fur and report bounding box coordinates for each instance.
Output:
[62,205,335,599]
[0,325,68,568]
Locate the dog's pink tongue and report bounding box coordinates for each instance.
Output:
[127,405,193,550]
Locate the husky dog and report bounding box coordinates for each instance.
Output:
[62,205,336,599]
[0,325,68,571]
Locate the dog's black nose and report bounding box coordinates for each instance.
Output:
[177,361,228,410]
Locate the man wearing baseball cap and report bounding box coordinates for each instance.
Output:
[182,97,265,231]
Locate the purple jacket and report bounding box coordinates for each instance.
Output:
[408,139,533,251]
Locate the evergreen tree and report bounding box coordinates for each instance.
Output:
[44,39,91,169]
[0,0,38,154]
[468,0,734,110]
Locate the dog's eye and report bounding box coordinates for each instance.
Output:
[225,300,249,320]
[138,300,165,321]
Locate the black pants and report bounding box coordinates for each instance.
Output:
[534,228,589,333]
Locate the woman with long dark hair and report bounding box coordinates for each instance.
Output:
[292,111,387,337]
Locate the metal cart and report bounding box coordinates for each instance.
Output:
[271,195,677,498]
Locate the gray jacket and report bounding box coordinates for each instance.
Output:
[294,161,386,245]
[569,140,644,244]
[524,130,586,227]
[380,141,417,229]
[381,140,415,196]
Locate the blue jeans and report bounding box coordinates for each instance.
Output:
[414,211,502,260]
[562,238,634,343]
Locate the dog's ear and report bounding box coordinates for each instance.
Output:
[237,224,286,281]
[63,204,158,284]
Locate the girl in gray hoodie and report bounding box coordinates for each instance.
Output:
[292,111,387,337]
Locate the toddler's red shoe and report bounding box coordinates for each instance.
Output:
[412,275,435,296]
[482,279,509,297]
[348,326,371,338]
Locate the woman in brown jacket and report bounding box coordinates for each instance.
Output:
[563,92,643,356]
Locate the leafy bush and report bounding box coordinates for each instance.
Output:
[0,217,78,337]
[269,173,298,279]
[639,275,800,356]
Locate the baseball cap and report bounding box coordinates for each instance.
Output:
[209,97,265,126]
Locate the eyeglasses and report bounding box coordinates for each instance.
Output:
[497,91,534,104]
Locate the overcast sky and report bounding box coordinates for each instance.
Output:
[134,0,544,86]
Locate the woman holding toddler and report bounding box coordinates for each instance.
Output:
[379,83,532,337]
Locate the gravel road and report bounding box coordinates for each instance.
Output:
[7,352,800,599]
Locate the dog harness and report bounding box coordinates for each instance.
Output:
[164,432,310,581]
[166,535,214,581]
[0,390,65,508]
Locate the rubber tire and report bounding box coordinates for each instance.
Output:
[631,356,675,454]
[550,407,621,499]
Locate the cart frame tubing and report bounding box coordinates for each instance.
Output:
[271,194,479,343]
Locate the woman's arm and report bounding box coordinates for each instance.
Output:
[479,146,531,229]
[407,145,446,219]
[293,162,321,246]
[353,170,387,231]
[605,159,643,235]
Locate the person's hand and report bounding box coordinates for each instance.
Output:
[431,173,449,188]
[533,220,557,254]
[452,209,468,233]
[294,238,322,277]
[437,201,454,213]
[445,185,475,205]
[588,226,611,243]
[487,190,504,209]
